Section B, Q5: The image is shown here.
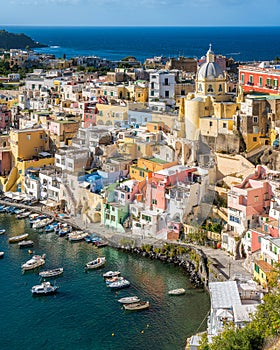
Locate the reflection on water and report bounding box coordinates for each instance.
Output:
[0,214,210,350]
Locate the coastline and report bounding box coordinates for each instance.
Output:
[0,198,251,286]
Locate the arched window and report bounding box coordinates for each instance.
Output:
[218,84,223,92]
[198,83,203,92]
[207,84,214,93]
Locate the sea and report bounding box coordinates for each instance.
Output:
[0,213,210,350]
[2,26,280,62]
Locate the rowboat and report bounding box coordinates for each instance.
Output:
[103,271,121,278]
[0,251,4,258]
[9,233,29,243]
[85,257,106,270]
[123,301,150,311]
[118,296,140,304]
[18,240,34,248]
[168,288,186,296]
[0,229,6,234]
[39,267,64,278]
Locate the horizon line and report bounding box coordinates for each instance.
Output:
[2,24,280,28]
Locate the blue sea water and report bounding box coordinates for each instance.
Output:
[0,214,210,350]
[2,26,280,62]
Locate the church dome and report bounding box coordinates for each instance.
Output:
[198,61,224,80]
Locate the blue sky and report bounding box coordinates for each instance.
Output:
[1,0,280,26]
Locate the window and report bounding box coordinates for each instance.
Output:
[40,134,43,139]
[111,215,115,222]
[259,76,263,86]
[274,79,279,88]
[254,196,259,202]
[207,84,214,93]
[258,236,262,243]
[223,122,227,128]
[110,92,114,96]
[139,171,144,177]
[164,78,169,85]
[247,232,251,238]
[253,126,259,133]
[198,83,203,92]
[181,90,185,95]
[104,91,107,96]
[241,74,245,83]
[253,116,258,123]
[254,264,259,273]
[152,199,157,204]
[27,134,31,140]
[150,91,154,97]
[209,121,213,127]
[165,91,169,98]
[218,84,223,92]
[249,75,253,84]
[253,137,257,142]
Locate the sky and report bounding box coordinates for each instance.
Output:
[1,0,280,26]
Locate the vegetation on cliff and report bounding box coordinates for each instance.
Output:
[0,29,46,50]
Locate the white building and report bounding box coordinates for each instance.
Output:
[149,70,176,110]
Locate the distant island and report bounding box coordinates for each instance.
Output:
[0,29,47,50]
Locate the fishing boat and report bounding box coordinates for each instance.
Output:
[21,254,46,271]
[118,296,140,304]
[39,267,63,278]
[0,251,4,258]
[30,215,47,226]
[168,288,186,296]
[123,301,150,311]
[84,233,99,243]
[17,211,31,219]
[45,222,59,232]
[107,279,130,289]
[0,229,6,234]
[18,240,34,248]
[9,233,29,243]
[57,225,72,237]
[68,231,89,242]
[33,218,53,229]
[94,239,108,248]
[31,281,59,295]
[85,257,106,270]
[103,271,121,278]
[14,208,26,215]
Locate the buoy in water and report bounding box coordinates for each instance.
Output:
[112,333,115,337]
[141,330,144,334]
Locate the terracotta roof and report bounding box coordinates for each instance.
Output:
[255,260,274,273]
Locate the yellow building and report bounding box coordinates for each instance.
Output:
[183,45,238,141]
[96,103,128,127]
[134,85,148,103]
[130,158,177,181]
[10,128,50,165]
[254,259,274,289]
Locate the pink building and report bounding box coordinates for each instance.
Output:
[83,102,97,128]
[227,166,272,235]
[145,165,196,211]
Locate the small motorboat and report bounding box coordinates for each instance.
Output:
[33,218,53,229]
[123,301,150,311]
[84,233,99,243]
[85,257,106,270]
[18,240,34,248]
[106,276,124,285]
[118,296,140,304]
[31,281,59,295]
[103,271,121,278]
[168,288,186,296]
[94,240,108,248]
[9,233,29,243]
[21,254,46,271]
[45,222,59,232]
[39,267,64,278]
[17,211,31,219]
[0,229,6,234]
[0,251,4,259]
[108,279,130,289]
[68,231,89,242]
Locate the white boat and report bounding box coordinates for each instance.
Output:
[33,218,53,229]
[123,301,150,311]
[103,271,121,278]
[31,281,59,295]
[168,288,186,296]
[106,276,124,285]
[118,296,140,304]
[17,211,31,219]
[39,267,64,278]
[0,229,6,234]
[68,231,89,242]
[85,257,106,270]
[18,240,34,248]
[9,233,29,243]
[21,254,46,271]
[108,279,130,289]
[0,251,4,258]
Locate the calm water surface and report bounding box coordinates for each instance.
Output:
[0,214,210,350]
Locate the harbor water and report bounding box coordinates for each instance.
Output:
[0,213,210,350]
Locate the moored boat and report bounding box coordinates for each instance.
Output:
[168,288,186,296]
[68,231,89,242]
[18,240,34,248]
[33,218,53,229]
[45,222,59,232]
[103,271,121,278]
[0,229,6,234]
[9,233,29,243]
[108,279,130,289]
[31,281,59,295]
[85,257,106,270]
[105,276,124,285]
[17,211,31,219]
[21,254,46,271]
[123,301,150,311]
[0,251,4,258]
[94,240,108,248]
[118,296,140,304]
[39,267,63,278]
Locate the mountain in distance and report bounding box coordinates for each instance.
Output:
[0,29,47,50]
